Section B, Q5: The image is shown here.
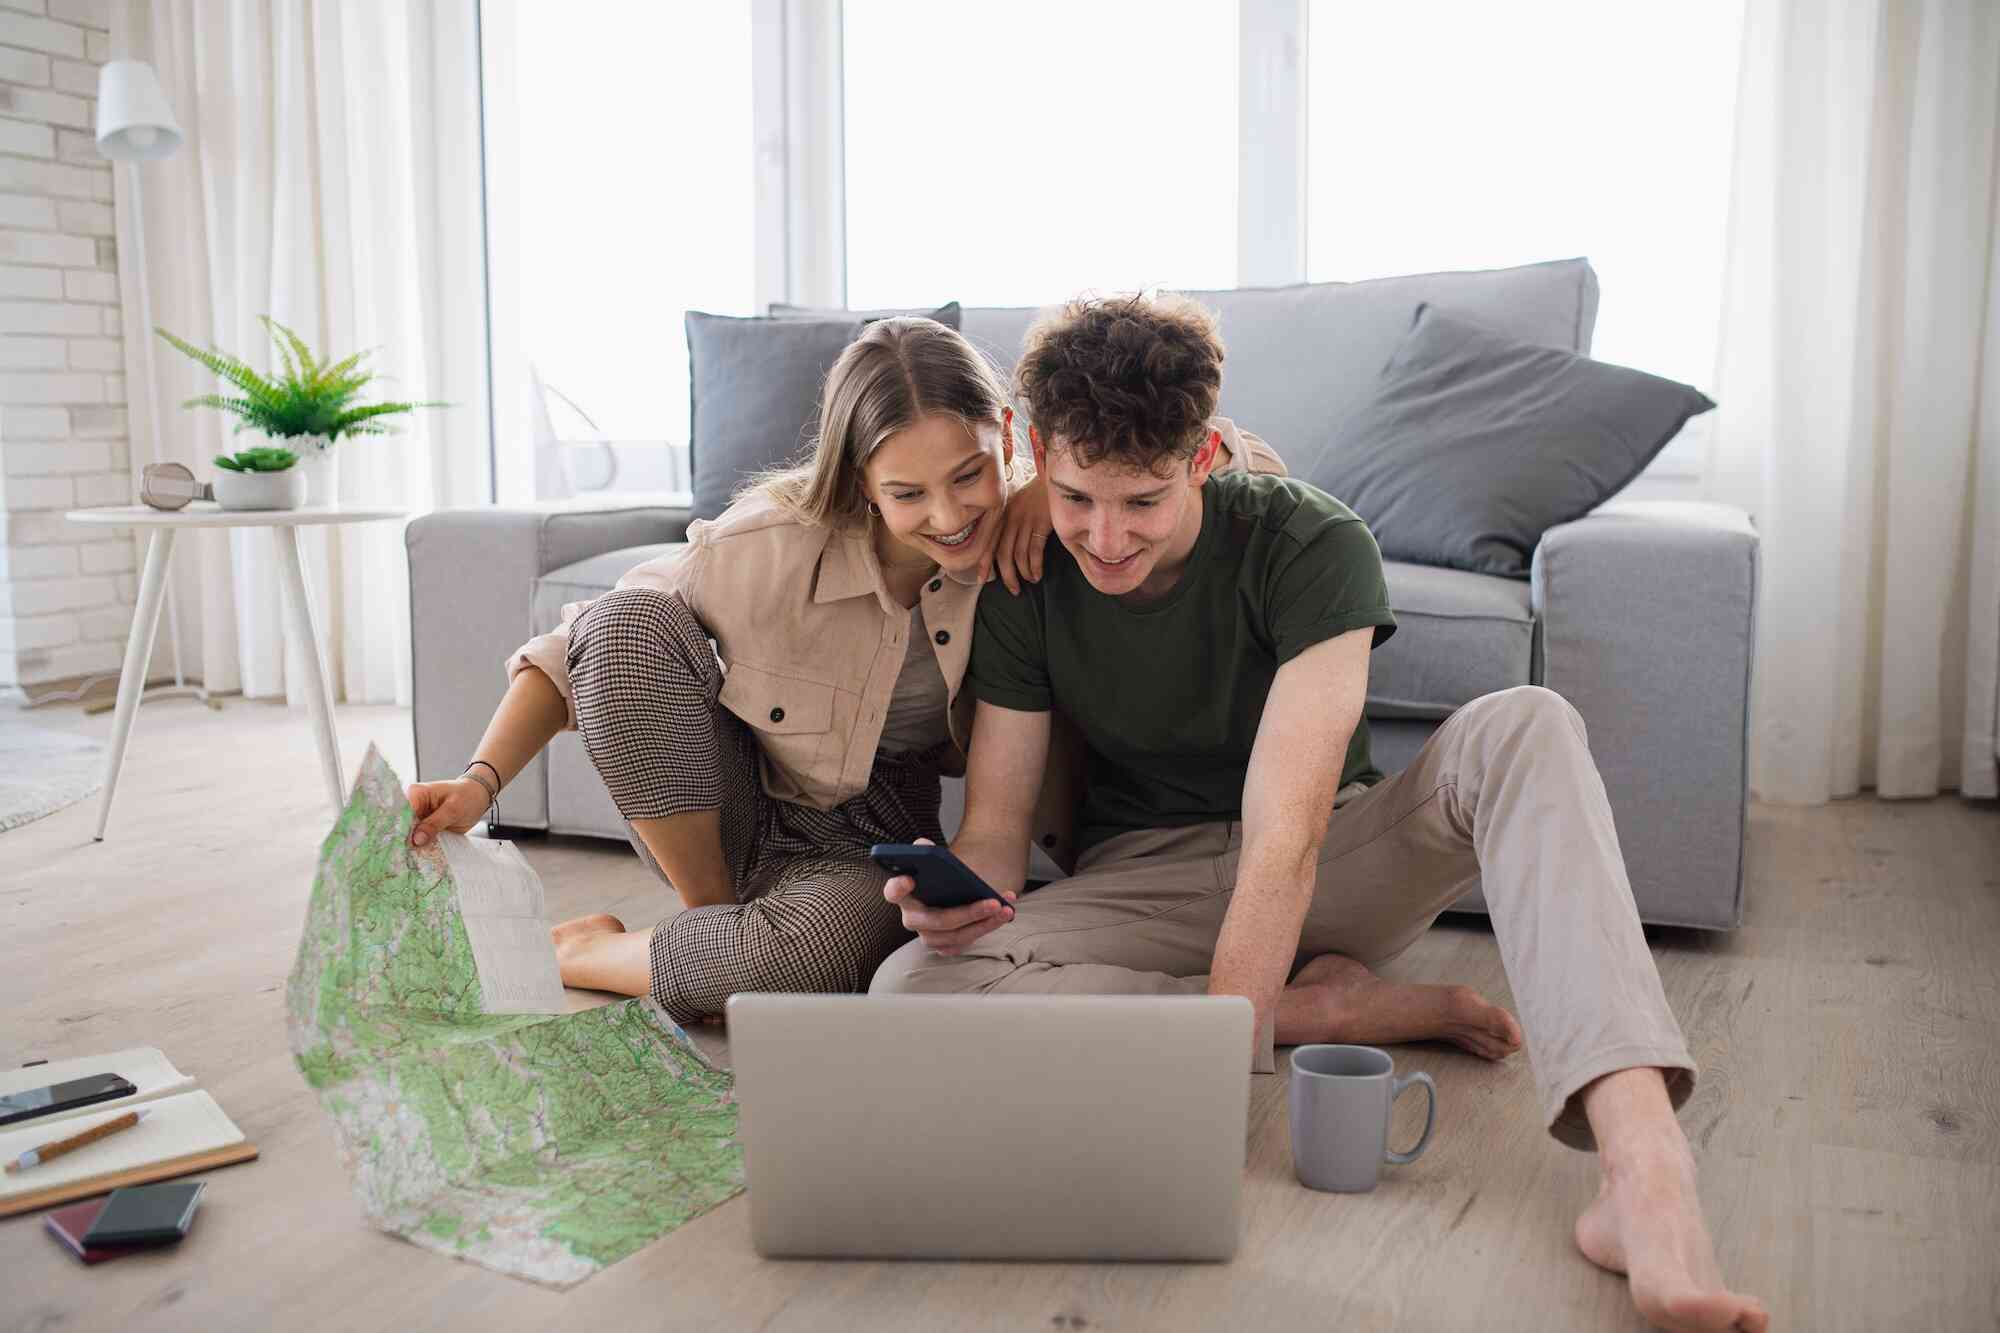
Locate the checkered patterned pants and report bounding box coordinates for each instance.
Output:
[567,586,939,1025]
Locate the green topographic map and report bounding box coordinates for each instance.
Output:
[286,746,743,1287]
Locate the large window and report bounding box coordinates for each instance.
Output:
[475,3,1746,496]
[842,0,1240,310]
[1306,0,1744,471]
[481,2,755,501]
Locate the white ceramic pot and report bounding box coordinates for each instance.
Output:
[294,436,338,505]
[213,466,305,511]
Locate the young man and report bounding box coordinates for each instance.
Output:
[869,295,1768,1333]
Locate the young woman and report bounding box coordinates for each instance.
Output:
[402,317,1065,1024]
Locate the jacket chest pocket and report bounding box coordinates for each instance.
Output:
[717,661,838,791]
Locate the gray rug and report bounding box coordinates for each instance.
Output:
[0,720,104,833]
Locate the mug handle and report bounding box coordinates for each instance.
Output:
[1384,1071,1437,1165]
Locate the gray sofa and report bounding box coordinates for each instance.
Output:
[409,259,1759,930]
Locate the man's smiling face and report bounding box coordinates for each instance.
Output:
[1038,430,1219,600]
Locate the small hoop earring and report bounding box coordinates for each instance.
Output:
[868,501,881,517]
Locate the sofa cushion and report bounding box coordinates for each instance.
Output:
[957,305,1044,376]
[1308,305,1716,577]
[533,543,684,636]
[1369,561,1534,719]
[769,301,965,322]
[686,313,862,523]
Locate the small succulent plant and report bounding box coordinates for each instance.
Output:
[214,446,299,473]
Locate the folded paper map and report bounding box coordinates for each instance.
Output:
[286,746,743,1287]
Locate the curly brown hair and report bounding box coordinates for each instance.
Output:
[1014,292,1225,472]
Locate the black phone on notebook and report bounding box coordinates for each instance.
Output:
[0,1073,136,1126]
[869,843,1015,914]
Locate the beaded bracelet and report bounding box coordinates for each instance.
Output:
[462,760,500,827]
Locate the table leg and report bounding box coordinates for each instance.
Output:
[296,528,341,742]
[94,528,176,840]
[271,526,347,813]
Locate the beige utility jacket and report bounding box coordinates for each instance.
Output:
[509,418,1285,866]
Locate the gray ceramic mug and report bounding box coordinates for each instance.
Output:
[1289,1044,1438,1193]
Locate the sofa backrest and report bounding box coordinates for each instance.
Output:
[958,257,1599,478]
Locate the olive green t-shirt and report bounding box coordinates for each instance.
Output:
[970,469,1398,850]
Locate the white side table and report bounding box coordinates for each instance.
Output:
[65,503,406,838]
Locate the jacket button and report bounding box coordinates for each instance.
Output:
[934,630,950,646]
[1041,834,1058,848]
[928,578,942,592]
[769,707,785,723]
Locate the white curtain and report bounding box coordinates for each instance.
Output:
[1707,0,2000,802]
[112,0,490,707]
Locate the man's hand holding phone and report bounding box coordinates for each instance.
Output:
[876,838,1018,955]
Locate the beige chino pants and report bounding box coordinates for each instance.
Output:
[870,685,1696,1150]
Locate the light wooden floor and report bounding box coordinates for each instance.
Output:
[4,698,1997,1331]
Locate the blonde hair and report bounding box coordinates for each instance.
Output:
[743,317,1024,527]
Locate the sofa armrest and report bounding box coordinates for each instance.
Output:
[407,504,691,828]
[1531,500,1760,929]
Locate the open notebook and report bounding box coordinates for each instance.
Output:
[0,1049,256,1217]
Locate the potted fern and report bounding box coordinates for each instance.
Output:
[210,445,304,511]
[156,317,444,505]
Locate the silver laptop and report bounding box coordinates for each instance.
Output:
[725,993,1254,1261]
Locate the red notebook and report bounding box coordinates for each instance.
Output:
[43,1198,145,1265]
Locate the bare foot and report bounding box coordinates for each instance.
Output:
[1574,1145,1770,1332]
[551,912,629,989]
[1276,953,1523,1059]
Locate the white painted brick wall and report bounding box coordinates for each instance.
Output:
[0,542,75,580]
[0,0,131,691]
[2,508,97,545]
[0,195,56,228]
[60,270,109,306]
[0,614,79,654]
[0,332,62,366]
[0,13,85,61]
[75,534,125,571]
[3,371,103,400]
[7,404,66,436]
[0,260,59,294]
[24,638,120,679]
[69,469,122,505]
[1,571,110,615]
[50,57,93,97]
[55,198,106,235]
[0,49,50,88]
[5,438,105,471]
[69,403,117,435]
[65,332,114,366]
[0,231,93,267]
[0,117,52,157]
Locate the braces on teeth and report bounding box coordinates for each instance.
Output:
[930,518,978,546]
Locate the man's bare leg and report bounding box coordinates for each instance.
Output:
[1277,953,1524,1060]
[1575,1067,1769,1332]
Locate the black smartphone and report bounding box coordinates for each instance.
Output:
[870,843,1015,914]
[0,1073,137,1127]
[80,1182,206,1248]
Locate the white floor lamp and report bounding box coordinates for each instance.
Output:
[96,58,205,705]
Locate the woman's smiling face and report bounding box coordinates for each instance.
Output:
[862,414,1011,575]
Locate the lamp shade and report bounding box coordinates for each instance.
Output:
[95,59,182,161]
